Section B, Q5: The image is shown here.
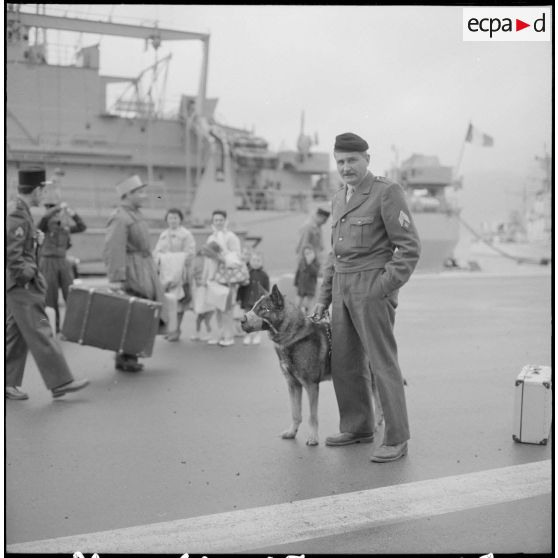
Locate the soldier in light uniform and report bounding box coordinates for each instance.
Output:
[313,133,421,462]
[103,175,166,372]
[5,168,90,400]
[38,189,87,333]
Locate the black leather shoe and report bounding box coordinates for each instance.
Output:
[115,360,144,372]
[325,432,375,446]
[52,379,90,398]
[6,386,29,400]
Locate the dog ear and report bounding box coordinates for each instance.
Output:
[270,284,284,308]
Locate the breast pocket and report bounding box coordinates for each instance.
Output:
[349,216,374,247]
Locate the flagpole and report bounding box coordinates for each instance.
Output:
[454,121,471,179]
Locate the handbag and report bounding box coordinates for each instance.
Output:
[214,261,250,286]
[193,285,214,314]
[205,280,230,311]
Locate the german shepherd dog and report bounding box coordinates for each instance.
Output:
[241,284,382,446]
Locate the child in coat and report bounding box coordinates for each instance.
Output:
[191,241,223,341]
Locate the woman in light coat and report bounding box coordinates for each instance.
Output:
[201,209,242,346]
[153,208,196,341]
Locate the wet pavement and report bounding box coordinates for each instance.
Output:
[5,268,553,554]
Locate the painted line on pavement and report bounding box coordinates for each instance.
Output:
[8,460,551,554]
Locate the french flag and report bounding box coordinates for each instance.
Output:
[465,123,494,147]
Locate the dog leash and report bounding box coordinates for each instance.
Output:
[308,310,332,360]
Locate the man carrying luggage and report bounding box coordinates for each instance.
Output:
[5,167,90,400]
[103,175,166,372]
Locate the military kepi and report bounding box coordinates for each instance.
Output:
[18,167,47,193]
[334,132,369,153]
[115,174,147,198]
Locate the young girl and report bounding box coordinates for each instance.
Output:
[153,208,196,341]
[237,251,270,345]
[190,262,215,341]
[294,245,320,313]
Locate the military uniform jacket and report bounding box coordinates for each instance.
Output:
[6,197,44,292]
[319,172,421,304]
[38,209,87,257]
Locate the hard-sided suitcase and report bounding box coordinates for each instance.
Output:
[513,364,552,445]
[62,286,162,357]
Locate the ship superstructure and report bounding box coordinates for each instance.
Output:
[387,154,461,270]
[7,4,462,273]
[6,5,330,223]
[6,5,213,216]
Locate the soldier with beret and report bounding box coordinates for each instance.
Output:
[295,206,330,267]
[38,188,87,333]
[103,175,166,372]
[5,168,90,400]
[312,133,421,463]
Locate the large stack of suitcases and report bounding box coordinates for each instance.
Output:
[62,286,162,358]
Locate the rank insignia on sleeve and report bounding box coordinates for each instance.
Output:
[399,210,410,230]
[13,226,24,238]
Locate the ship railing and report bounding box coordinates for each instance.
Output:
[236,190,313,213]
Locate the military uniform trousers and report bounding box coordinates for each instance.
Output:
[331,268,410,445]
[6,282,74,390]
[39,255,74,330]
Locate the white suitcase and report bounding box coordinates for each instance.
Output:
[513,365,552,445]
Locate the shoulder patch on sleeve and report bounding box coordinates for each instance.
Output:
[399,210,411,230]
[13,226,25,238]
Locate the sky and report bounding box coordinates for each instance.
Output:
[18,4,554,226]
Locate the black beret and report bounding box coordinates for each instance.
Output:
[18,168,47,193]
[316,207,330,218]
[334,132,369,153]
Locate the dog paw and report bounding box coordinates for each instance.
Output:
[306,437,319,446]
[281,430,297,439]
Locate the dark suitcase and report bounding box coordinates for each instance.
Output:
[62,286,162,357]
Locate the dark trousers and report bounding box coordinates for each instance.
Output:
[39,256,74,332]
[6,283,74,390]
[331,269,410,445]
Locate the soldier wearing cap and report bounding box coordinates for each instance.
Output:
[38,188,87,333]
[295,206,330,267]
[103,175,166,372]
[5,168,90,400]
[312,133,421,463]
